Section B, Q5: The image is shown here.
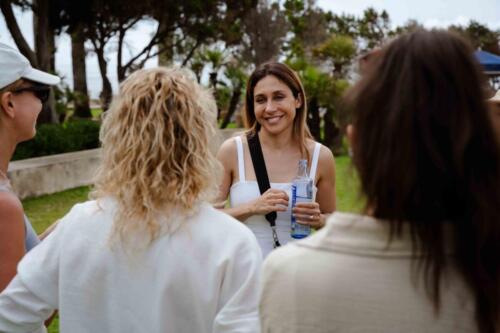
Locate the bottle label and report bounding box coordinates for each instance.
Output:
[291,180,313,239]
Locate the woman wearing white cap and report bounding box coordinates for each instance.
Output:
[0,43,60,291]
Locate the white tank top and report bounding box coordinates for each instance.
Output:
[229,136,321,257]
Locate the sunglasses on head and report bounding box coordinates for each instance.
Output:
[12,85,51,103]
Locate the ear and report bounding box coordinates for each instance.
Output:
[295,94,302,109]
[0,92,16,119]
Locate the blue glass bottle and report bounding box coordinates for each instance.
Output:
[291,159,312,239]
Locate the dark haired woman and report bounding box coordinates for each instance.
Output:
[260,30,500,333]
[215,62,336,257]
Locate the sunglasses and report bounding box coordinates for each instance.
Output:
[12,85,51,103]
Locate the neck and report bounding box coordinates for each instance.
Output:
[0,127,17,177]
[258,127,297,150]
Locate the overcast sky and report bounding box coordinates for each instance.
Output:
[1,1,499,98]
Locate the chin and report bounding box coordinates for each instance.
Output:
[262,125,289,136]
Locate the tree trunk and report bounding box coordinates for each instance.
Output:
[33,0,58,124]
[116,27,127,82]
[221,82,243,129]
[307,97,321,141]
[0,1,38,66]
[71,24,91,118]
[96,47,112,111]
[209,72,221,120]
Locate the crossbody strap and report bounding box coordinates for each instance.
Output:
[246,132,281,248]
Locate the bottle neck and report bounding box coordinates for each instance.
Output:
[297,159,308,178]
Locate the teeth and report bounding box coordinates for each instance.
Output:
[266,115,282,124]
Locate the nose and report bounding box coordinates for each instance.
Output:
[265,100,277,113]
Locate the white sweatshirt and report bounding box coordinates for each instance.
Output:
[0,199,262,333]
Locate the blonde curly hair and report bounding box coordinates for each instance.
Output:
[91,67,221,245]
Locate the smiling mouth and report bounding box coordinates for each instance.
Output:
[264,115,283,124]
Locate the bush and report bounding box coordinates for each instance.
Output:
[12,120,101,161]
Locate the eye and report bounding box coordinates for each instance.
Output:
[255,97,266,104]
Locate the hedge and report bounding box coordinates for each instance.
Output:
[12,120,100,161]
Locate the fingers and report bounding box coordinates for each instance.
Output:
[264,188,289,201]
[295,213,322,228]
[263,204,287,212]
[293,202,321,227]
[293,202,319,209]
[268,199,289,207]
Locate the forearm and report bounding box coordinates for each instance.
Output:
[217,204,256,222]
[0,276,52,333]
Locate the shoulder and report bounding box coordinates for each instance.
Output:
[199,203,252,235]
[56,199,110,231]
[0,191,24,226]
[216,136,239,161]
[315,143,335,174]
[317,142,335,162]
[262,243,306,276]
[307,140,335,168]
[198,203,260,247]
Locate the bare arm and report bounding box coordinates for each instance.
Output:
[315,145,337,214]
[0,192,25,291]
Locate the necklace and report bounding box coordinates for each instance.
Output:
[0,169,7,180]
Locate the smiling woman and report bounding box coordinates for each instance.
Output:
[0,42,60,294]
[215,62,337,257]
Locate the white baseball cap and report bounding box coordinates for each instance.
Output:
[0,43,60,89]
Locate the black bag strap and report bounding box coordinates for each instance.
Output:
[246,132,280,248]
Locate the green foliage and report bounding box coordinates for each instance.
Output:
[215,85,232,112]
[449,20,500,54]
[12,120,100,161]
[313,34,356,77]
[357,7,391,50]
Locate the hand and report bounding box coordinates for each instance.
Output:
[292,202,324,229]
[250,188,289,216]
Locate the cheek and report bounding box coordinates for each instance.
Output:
[254,104,264,117]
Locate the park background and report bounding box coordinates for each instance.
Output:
[1,1,499,331]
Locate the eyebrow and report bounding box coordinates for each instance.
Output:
[254,90,287,97]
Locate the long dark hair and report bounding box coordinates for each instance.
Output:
[347,30,500,333]
[244,62,312,158]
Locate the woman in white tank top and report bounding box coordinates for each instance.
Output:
[216,63,336,257]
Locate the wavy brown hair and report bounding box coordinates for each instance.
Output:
[244,62,313,159]
[347,30,500,332]
[92,67,221,245]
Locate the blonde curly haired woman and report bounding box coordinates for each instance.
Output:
[0,67,262,333]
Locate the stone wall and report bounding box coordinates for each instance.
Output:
[8,128,243,199]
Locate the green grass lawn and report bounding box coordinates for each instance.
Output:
[21,155,362,333]
[334,155,364,213]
